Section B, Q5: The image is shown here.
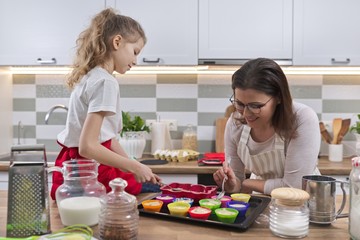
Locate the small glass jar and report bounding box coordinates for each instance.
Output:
[270,187,310,239]
[269,199,309,238]
[182,124,198,151]
[52,159,106,226]
[99,178,139,240]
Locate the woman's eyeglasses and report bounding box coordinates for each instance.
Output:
[229,95,273,114]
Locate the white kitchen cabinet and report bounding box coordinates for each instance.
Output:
[293,0,360,66]
[0,0,105,66]
[198,0,293,64]
[111,0,198,65]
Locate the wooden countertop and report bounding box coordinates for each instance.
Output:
[0,156,353,175]
[0,191,350,239]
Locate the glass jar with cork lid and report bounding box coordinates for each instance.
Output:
[182,124,198,151]
[269,187,310,239]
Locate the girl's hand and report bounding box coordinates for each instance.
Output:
[133,163,161,184]
[213,161,239,193]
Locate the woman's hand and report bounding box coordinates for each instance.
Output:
[213,161,240,193]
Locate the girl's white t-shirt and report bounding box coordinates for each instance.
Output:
[57,67,122,147]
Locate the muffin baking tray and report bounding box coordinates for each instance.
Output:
[160,183,218,202]
[138,195,271,231]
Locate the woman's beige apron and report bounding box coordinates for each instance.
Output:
[237,125,320,181]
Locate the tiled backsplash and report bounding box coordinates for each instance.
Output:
[10,73,360,156]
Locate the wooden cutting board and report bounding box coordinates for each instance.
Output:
[215,117,228,153]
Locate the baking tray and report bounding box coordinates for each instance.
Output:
[138,195,271,231]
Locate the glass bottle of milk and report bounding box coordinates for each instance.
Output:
[349,157,360,240]
[99,178,139,240]
[54,159,106,226]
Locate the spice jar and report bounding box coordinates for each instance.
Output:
[182,124,198,151]
[50,159,106,226]
[349,157,360,240]
[99,178,139,240]
[269,187,310,239]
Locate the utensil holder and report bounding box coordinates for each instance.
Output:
[328,144,343,162]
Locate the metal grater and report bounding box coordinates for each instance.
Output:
[6,144,51,237]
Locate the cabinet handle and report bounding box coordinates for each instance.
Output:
[36,58,57,64]
[331,58,350,64]
[142,57,160,63]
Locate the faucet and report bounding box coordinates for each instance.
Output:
[45,104,68,124]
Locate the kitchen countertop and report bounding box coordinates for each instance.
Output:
[0,191,350,239]
[0,156,352,175]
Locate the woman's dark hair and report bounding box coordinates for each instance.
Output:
[231,58,297,140]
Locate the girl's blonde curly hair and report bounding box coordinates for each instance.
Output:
[67,8,146,89]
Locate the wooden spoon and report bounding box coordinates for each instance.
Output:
[319,122,332,144]
[332,118,343,144]
[336,118,351,144]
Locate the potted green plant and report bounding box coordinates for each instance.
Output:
[120,111,150,136]
[119,111,150,159]
[350,114,360,134]
[350,114,360,155]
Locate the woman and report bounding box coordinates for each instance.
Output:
[213,58,320,195]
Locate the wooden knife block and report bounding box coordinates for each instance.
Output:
[215,117,228,153]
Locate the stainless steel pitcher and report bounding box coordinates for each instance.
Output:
[6,144,51,237]
[302,175,348,224]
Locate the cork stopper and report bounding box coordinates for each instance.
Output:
[271,187,310,206]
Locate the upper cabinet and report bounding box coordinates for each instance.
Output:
[112,0,198,65]
[0,0,105,66]
[293,0,360,66]
[198,0,293,64]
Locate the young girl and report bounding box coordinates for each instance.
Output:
[51,8,161,200]
[213,58,321,195]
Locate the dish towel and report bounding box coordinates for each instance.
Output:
[151,121,172,154]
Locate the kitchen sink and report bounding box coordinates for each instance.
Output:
[0,152,58,163]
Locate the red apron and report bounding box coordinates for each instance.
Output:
[51,139,142,200]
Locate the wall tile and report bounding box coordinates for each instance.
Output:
[13,84,36,98]
[323,100,360,113]
[13,98,35,111]
[198,112,224,126]
[198,85,231,98]
[157,84,198,98]
[35,74,66,85]
[13,74,35,84]
[323,75,360,85]
[157,74,197,84]
[13,112,36,125]
[198,74,231,85]
[197,98,231,113]
[37,85,70,98]
[157,99,197,112]
[36,98,70,111]
[120,85,156,97]
[290,85,322,99]
[37,112,67,125]
[323,85,360,99]
[121,98,157,113]
[286,75,322,85]
[118,74,157,85]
